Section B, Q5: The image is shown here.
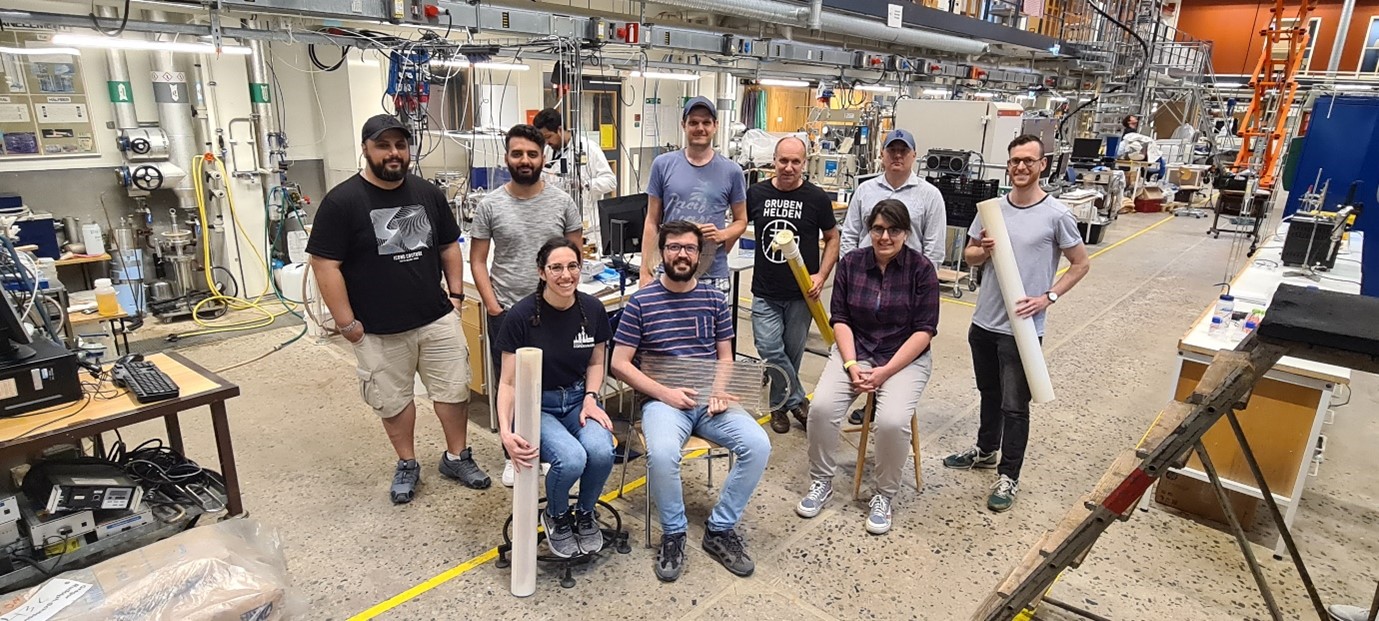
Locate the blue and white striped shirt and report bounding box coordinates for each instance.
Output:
[613,280,733,359]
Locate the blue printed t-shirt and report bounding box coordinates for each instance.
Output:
[613,280,733,361]
[645,151,746,280]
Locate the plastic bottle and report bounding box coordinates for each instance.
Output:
[1208,315,1225,337]
[94,278,120,316]
[1214,294,1234,321]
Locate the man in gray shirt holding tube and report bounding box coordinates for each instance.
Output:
[839,129,947,265]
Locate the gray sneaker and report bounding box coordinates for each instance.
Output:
[701,527,754,577]
[390,459,420,504]
[573,509,603,555]
[439,448,491,489]
[541,509,579,558]
[988,475,1020,512]
[654,532,687,582]
[865,494,892,535]
[795,479,833,518]
[1329,605,1372,621]
[943,446,999,470]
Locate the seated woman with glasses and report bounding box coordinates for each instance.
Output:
[496,237,616,559]
[794,198,940,536]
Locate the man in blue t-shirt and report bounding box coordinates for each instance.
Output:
[638,96,748,293]
[612,220,771,584]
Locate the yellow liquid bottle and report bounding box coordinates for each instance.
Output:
[94,278,120,316]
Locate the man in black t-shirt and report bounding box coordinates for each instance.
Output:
[747,136,840,434]
[307,114,491,505]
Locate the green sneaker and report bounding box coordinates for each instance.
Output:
[943,446,999,470]
[987,475,1019,512]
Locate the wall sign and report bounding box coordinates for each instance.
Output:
[0,31,99,158]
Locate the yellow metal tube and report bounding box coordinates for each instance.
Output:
[770,230,835,347]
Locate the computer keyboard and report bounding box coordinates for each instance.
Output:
[112,356,180,403]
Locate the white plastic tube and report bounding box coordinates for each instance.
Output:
[976,198,1056,403]
[511,347,543,597]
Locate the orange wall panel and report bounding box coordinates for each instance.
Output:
[1179,0,1379,74]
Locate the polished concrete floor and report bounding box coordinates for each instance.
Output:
[121,212,1378,620]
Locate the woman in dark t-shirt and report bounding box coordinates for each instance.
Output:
[495,238,615,559]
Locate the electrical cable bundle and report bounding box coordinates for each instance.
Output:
[104,435,226,511]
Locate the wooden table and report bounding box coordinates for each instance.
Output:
[68,302,132,355]
[54,253,111,289]
[0,352,244,516]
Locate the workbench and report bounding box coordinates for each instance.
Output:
[1158,225,1364,555]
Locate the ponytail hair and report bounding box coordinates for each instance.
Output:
[531,237,589,332]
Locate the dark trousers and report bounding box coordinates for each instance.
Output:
[969,324,1035,481]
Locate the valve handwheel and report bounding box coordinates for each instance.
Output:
[131,165,164,191]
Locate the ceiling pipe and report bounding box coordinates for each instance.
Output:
[97,5,138,131]
[808,0,823,32]
[1326,0,1355,74]
[671,0,987,55]
[145,9,198,213]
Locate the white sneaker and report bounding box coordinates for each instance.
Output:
[502,460,515,487]
[795,480,833,518]
[865,494,893,535]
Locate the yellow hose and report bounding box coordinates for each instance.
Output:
[770,230,834,347]
[177,154,296,337]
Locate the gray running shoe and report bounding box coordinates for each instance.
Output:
[654,532,687,582]
[701,528,754,577]
[541,509,579,558]
[574,510,603,555]
[391,459,420,504]
[439,448,491,489]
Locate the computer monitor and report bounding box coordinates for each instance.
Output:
[598,193,648,257]
[1071,138,1103,161]
[0,289,34,364]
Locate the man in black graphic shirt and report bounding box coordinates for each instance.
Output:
[747,136,839,434]
[307,114,492,504]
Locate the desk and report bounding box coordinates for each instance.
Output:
[0,352,243,515]
[55,254,111,289]
[1158,226,1364,555]
[68,302,132,355]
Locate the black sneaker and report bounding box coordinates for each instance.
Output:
[847,407,871,426]
[790,402,809,430]
[701,527,754,577]
[439,448,491,489]
[654,532,687,582]
[768,409,791,434]
[541,509,579,558]
[390,459,420,504]
[574,510,603,555]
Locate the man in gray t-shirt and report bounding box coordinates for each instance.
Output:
[942,134,1090,514]
[640,96,747,290]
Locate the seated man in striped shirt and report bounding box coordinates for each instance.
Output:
[611,220,772,584]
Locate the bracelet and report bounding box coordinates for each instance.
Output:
[337,320,360,334]
[843,360,858,370]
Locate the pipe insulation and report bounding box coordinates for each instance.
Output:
[974,198,1055,404]
[98,5,138,131]
[770,230,835,347]
[1327,0,1356,74]
[146,10,199,212]
[670,0,987,55]
[511,347,542,598]
[244,32,282,218]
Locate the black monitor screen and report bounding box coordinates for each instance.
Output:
[598,193,648,257]
[1071,138,1103,160]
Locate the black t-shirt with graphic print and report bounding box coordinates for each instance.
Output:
[747,179,838,301]
[495,291,612,391]
[306,173,461,335]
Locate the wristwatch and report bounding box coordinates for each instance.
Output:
[1045,291,1059,303]
[448,291,466,302]
[584,391,602,403]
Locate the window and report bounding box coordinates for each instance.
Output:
[1281,16,1322,71]
[1363,16,1379,73]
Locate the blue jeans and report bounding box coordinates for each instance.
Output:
[540,383,615,516]
[642,401,772,534]
[750,296,812,411]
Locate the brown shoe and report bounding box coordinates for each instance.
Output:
[769,409,791,434]
[791,402,809,430]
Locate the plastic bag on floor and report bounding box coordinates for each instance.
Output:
[0,518,303,621]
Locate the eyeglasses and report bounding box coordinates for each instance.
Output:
[869,226,906,238]
[544,262,582,274]
[663,243,700,255]
[1007,157,1042,169]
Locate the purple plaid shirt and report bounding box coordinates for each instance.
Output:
[830,246,940,367]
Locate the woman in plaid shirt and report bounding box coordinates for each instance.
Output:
[794,199,941,535]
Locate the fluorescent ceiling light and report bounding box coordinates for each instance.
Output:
[431,59,529,71]
[52,33,251,55]
[1334,84,1374,91]
[1048,96,1068,102]
[973,91,996,98]
[758,78,810,88]
[587,79,621,86]
[0,46,80,56]
[627,70,699,82]
[1214,82,1244,89]
[853,84,895,93]
[922,88,950,96]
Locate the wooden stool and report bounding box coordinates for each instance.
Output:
[845,393,923,500]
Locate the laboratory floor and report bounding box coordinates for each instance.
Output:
[118,212,1378,620]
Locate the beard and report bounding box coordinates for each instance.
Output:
[663,256,698,282]
[509,164,541,185]
[367,155,407,182]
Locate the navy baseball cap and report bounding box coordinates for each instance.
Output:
[682,96,718,120]
[361,114,413,143]
[884,129,916,151]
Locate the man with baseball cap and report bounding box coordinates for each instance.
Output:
[640,96,748,293]
[840,128,947,265]
[308,113,492,505]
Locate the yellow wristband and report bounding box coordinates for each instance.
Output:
[843,360,858,370]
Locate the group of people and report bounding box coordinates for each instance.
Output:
[306,97,1090,583]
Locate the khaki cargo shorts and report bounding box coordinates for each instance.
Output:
[352,312,471,417]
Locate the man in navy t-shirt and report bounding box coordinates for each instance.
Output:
[611,220,771,584]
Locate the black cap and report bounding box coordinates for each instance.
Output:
[361,114,412,143]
